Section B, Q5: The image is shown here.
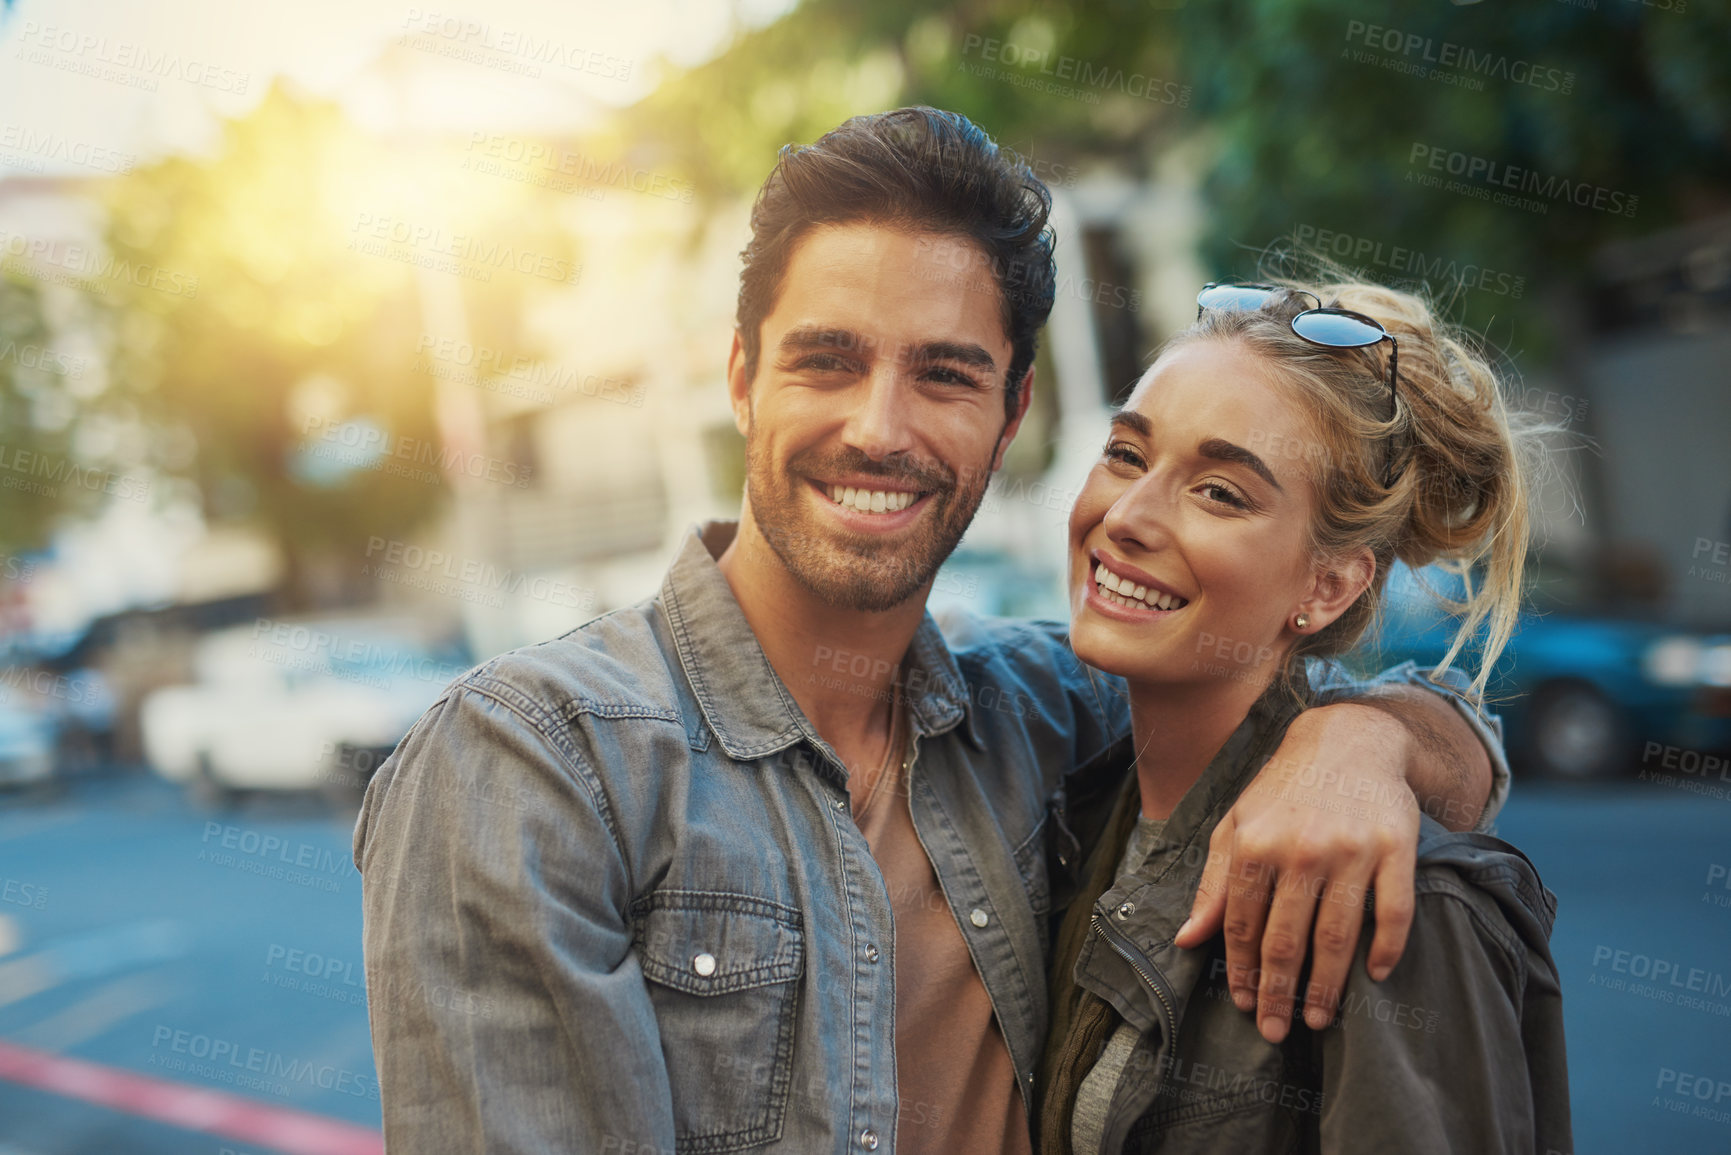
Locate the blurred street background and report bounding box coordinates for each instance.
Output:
[0,0,1728,1151]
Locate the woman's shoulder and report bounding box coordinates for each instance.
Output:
[1410,815,1559,976]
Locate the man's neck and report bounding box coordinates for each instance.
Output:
[715,512,930,773]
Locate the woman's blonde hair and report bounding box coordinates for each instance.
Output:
[1165,263,1549,700]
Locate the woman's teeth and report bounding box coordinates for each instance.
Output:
[828,485,916,513]
[1094,561,1189,612]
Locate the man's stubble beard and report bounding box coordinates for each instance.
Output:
[743,425,1000,614]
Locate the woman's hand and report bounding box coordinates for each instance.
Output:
[1173,702,1420,1044]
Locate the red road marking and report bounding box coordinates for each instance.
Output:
[0,1039,383,1155]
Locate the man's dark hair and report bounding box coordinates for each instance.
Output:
[736,107,1056,419]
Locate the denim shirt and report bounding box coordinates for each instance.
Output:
[352,520,1510,1155]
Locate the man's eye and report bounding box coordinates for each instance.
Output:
[919,366,981,388]
[799,354,854,373]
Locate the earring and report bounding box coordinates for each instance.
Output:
[1294,613,1310,631]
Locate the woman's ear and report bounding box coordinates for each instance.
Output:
[1296,547,1376,632]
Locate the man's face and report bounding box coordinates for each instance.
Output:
[729,222,1025,613]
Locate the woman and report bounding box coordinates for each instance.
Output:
[1038,277,1572,1153]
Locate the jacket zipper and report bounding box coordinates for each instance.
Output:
[1090,910,1177,1031]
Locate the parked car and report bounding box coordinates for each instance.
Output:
[139,617,470,806]
[0,691,55,790]
[1350,563,1731,780]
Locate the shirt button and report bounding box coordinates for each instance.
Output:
[833,796,847,810]
[1115,901,1135,921]
[860,1127,879,1150]
[865,943,880,964]
[692,952,717,977]
[969,908,989,928]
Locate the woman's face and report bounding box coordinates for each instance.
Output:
[1067,339,1338,690]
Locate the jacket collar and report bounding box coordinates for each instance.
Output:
[659,520,982,765]
[1070,686,1310,1034]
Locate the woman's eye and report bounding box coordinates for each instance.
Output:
[1103,441,1144,468]
[1200,481,1248,509]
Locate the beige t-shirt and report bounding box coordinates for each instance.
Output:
[851,710,1032,1155]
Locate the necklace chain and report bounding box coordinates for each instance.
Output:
[852,685,909,820]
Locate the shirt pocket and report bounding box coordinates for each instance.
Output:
[633,890,806,1153]
[1013,806,1054,957]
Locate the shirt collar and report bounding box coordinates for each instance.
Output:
[659,520,982,763]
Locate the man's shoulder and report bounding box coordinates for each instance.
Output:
[934,609,1076,678]
[451,595,689,730]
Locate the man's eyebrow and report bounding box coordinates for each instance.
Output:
[777,325,870,357]
[1199,437,1283,492]
[906,340,998,372]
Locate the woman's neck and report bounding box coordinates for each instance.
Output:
[1128,673,1274,821]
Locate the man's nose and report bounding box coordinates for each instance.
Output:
[840,366,915,462]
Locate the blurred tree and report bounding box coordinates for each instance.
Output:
[630,0,1730,337]
[97,83,578,604]
[0,273,75,553]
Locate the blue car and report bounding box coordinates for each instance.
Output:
[1348,564,1731,780]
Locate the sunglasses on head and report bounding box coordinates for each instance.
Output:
[1196,281,1404,488]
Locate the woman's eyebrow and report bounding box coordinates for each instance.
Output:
[1108,409,1152,437]
[1198,437,1283,492]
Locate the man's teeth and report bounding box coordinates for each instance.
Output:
[1094,562,1189,611]
[828,485,916,513]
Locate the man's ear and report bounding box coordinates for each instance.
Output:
[989,366,1036,473]
[1297,547,1376,632]
[725,330,752,436]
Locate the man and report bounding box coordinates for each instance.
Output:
[354,108,1505,1155]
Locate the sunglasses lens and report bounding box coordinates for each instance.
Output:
[1291,310,1384,348]
[1196,284,1280,312]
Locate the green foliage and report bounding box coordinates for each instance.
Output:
[634,0,1729,343]
[95,83,577,593]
